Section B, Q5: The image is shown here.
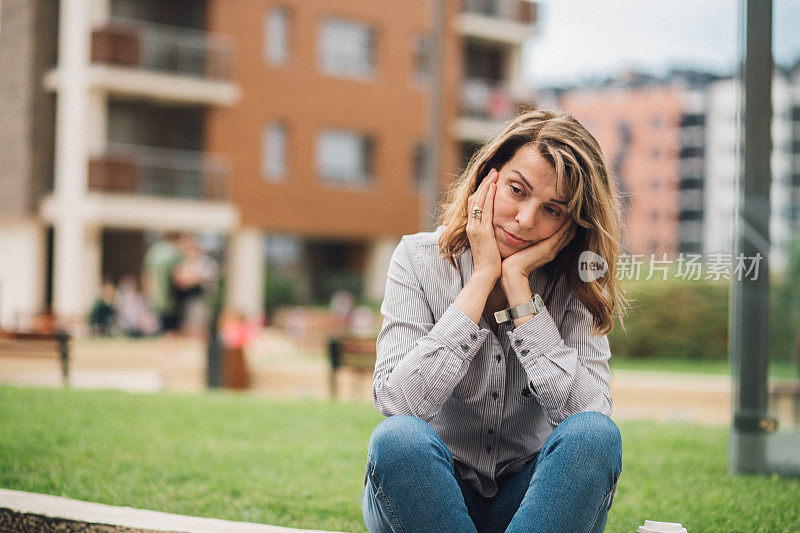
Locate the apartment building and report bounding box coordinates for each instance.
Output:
[452,0,538,164]
[555,67,800,272]
[0,0,240,326]
[558,81,683,258]
[0,0,58,326]
[701,70,800,272]
[0,0,538,325]
[207,0,538,315]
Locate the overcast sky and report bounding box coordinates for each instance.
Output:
[523,0,800,87]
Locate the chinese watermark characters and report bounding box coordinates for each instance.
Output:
[578,252,763,282]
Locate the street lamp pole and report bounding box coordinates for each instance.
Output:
[729,0,774,474]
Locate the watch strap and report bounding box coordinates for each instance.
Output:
[494,294,544,324]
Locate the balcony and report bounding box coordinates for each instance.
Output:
[42,17,239,105]
[461,78,517,120]
[463,0,537,24]
[457,0,537,44]
[453,78,530,141]
[91,17,231,79]
[88,143,229,201]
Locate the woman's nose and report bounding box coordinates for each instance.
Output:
[515,203,537,230]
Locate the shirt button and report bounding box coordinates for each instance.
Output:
[470,333,478,341]
[487,428,494,435]
[520,349,529,356]
[495,355,501,362]
[461,344,469,352]
[485,445,492,454]
[491,391,499,400]
[514,339,523,347]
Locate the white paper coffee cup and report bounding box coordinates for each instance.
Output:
[637,520,687,533]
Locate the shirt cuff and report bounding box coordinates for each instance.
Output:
[426,303,491,361]
[505,307,562,365]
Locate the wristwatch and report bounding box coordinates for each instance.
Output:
[494,294,545,324]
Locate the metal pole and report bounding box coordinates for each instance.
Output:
[421,0,445,231]
[729,0,774,474]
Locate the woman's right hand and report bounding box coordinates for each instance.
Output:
[466,168,502,282]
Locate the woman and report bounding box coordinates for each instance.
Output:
[362,109,626,533]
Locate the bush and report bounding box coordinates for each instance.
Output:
[609,279,729,360]
[609,275,798,363]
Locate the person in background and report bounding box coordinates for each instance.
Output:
[330,289,355,332]
[362,109,626,532]
[116,274,159,337]
[171,234,219,338]
[142,232,182,334]
[89,278,117,336]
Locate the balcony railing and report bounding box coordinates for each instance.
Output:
[460,78,521,121]
[91,17,231,79]
[88,143,229,201]
[463,0,538,24]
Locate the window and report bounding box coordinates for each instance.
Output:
[319,18,375,79]
[413,34,431,83]
[265,7,289,66]
[414,142,427,189]
[678,210,703,221]
[262,123,287,181]
[317,129,372,185]
[679,146,704,159]
[680,114,705,127]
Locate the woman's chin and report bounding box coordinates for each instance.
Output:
[497,241,518,259]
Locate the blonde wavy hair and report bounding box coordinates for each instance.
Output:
[438,108,626,334]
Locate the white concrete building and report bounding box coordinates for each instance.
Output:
[453,0,538,159]
[0,0,240,327]
[702,71,799,273]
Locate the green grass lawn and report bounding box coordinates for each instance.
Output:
[1,386,799,532]
[610,356,798,379]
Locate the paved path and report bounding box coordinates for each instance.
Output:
[0,331,737,424]
[0,488,343,533]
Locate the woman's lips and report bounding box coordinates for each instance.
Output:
[502,228,530,247]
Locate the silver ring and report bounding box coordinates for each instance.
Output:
[472,208,483,220]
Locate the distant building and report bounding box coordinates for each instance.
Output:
[0,0,539,326]
[555,67,800,273]
[701,71,800,272]
[559,82,683,258]
[207,0,539,315]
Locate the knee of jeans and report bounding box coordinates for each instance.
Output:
[555,412,622,472]
[368,415,445,468]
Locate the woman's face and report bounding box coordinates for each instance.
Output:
[490,144,570,258]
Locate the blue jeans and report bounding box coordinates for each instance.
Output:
[362,412,622,533]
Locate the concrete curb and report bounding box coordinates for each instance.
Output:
[0,489,345,533]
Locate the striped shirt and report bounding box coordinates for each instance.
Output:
[371,228,612,498]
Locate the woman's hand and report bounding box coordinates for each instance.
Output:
[501,220,576,286]
[466,169,502,283]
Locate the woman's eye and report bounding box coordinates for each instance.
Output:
[510,185,523,196]
[545,206,562,217]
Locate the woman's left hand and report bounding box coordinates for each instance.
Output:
[501,221,576,283]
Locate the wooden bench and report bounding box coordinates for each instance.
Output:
[769,382,800,426]
[0,330,71,386]
[328,337,377,400]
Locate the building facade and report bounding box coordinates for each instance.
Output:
[701,71,800,272]
[0,0,539,326]
[558,82,683,258]
[206,0,538,315]
[555,68,800,273]
[1,0,240,326]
